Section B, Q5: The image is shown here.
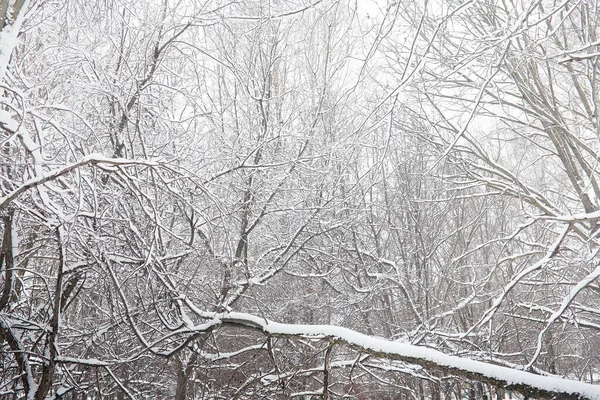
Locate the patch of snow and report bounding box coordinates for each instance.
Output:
[0,109,18,131]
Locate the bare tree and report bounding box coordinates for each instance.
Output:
[2,0,600,399]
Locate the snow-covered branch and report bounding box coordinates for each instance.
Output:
[0,154,159,210]
[184,309,600,400]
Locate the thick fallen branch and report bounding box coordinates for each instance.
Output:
[184,306,600,400]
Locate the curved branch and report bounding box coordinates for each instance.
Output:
[0,154,159,211]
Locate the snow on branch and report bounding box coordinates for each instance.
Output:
[0,154,160,211]
[187,308,600,400]
[0,0,30,82]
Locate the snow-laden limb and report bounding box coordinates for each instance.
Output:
[0,0,30,82]
[104,366,135,400]
[559,51,600,64]
[0,154,160,210]
[528,261,600,368]
[462,223,572,337]
[183,305,600,400]
[514,302,600,331]
[55,356,112,367]
[544,210,600,223]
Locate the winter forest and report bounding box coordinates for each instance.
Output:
[3,0,600,399]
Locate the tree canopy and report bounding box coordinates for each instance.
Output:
[2,0,600,399]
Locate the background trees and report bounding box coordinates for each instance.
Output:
[2,0,600,399]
